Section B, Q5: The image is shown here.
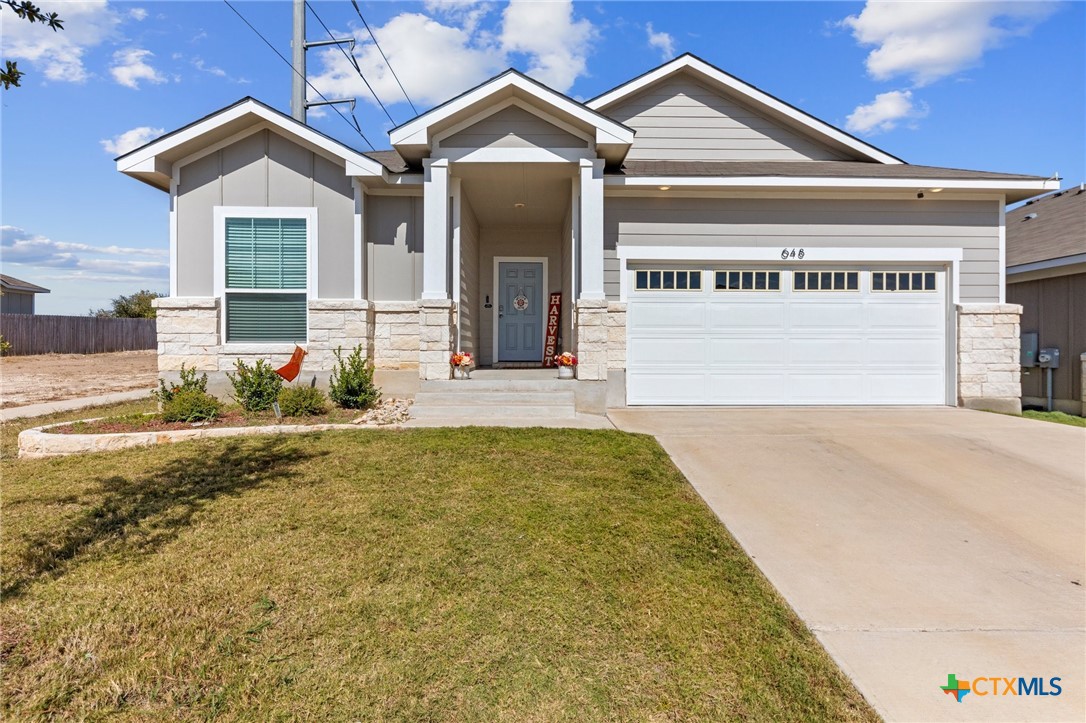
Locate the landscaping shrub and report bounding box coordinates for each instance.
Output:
[161,388,222,423]
[227,359,283,412]
[328,344,381,410]
[0,334,11,355]
[153,364,208,403]
[278,385,329,417]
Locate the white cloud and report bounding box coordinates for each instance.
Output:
[841,0,1059,86]
[128,7,148,21]
[1,225,168,282]
[500,0,596,91]
[109,47,166,89]
[0,0,121,83]
[308,0,597,113]
[646,22,675,60]
[100,126,165,156]
[845,89,929,135]
[192,57,225,77]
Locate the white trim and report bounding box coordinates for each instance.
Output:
[491,256,549,365]
[389,72,633,152]
[604,174,1059,195]
[432,146,593,164]
[213,205,318,345]
[998,197,1007,304]
[432,97,594,147]
[451,176,463,347]
[421,159,451,300]
[616,246,964,302]
[1007,253,1086,276]
[578,158,606,300]
[168,167,179,296]
[586,55,903,165]
[353,179,364,300]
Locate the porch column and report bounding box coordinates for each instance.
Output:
[422,158,450,300]
[578,158,606,300]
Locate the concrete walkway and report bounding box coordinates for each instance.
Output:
[0,389,152,422]
[610,407,1085,722]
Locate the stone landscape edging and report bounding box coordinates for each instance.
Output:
[17,418,386,459]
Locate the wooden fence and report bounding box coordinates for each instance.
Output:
[0,314,157,356]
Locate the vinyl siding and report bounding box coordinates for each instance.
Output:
[604,75,851,162]
[366,195,424,301]
[175,129,354,298]
[441,105,587,150]
[1009,272,1085,406]
[459,197,480,355]
[605,197,1002,302]
[0,290,34,314]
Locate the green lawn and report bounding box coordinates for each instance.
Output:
[1022,409,1086,427]
[2,402,875,721]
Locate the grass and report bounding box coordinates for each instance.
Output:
[1021,409,1086,427]
[2,401,876,721]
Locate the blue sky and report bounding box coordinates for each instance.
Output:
[2,0,1083,314]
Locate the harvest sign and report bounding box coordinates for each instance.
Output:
[543,292,561,367]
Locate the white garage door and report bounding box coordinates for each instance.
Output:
[626,267,947,405]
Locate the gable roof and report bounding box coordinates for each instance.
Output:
[1006,185,1086,267]
[388,69,635,165]
[587,53,904,166]
[115,97,385,191]
[0,274,50,294]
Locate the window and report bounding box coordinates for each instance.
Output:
[635,269,702,291]
[872,271,937,292]
[714,270,781,291]
[223,215,309,343]
[793,270,859,292]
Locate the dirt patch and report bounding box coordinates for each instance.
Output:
[0,351,158,409]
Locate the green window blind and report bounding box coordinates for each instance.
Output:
[225,217,307,289]
[226,293,307,343]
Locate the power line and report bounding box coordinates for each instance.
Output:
[222,0,375,151]
[305,0,396,126]
[350,0,418,116]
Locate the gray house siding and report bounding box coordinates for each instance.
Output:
[605,197,1002,302]
[175,129,355,298]
[0,290,35,314]
[441,105,587,150]
[366,195,424,301]
[604,75,852,162]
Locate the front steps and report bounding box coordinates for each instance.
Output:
[409,379,578,421]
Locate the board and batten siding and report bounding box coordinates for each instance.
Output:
[605,197,1002,302]
[175,129,355,298]
[603,75,851,162]
[365,195,424,301]
[441,105,587,150]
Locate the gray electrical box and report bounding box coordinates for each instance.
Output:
[1037,347,1060,369]
[1021,332,1038,367]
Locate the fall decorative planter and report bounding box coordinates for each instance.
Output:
[451,351,473,379]
[553,352,577,379]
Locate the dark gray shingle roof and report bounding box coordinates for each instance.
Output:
[0,274,50,293]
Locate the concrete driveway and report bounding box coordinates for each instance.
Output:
[609,407,1085,722]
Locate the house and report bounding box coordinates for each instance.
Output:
[116,54,1057,413]
[1005,185,1086,415]
[0,274,50,314]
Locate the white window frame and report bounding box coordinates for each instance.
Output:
[634,269,703,292]
[213,206,318,347]
[793,270,860,292]
[713,270,781,292]
[872,270,938,293]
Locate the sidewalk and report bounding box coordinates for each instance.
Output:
[0,390,153,423]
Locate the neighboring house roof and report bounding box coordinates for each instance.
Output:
[0,274,50,294]
[586,53,904,166]
[1006,185,1086,268]
[115,97,386,191]
[387,69,635,166]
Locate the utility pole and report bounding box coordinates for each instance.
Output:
[290,0,358,124]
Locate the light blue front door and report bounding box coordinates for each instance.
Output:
[498,261,543,362]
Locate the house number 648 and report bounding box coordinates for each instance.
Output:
[781,248,806,260]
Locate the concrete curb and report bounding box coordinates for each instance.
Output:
[17,418,391,459]
[1,390,155,423]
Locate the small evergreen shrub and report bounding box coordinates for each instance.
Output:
[161,389,222,423]
[227,359,283,412]
[0,335,11,355]
[277,385,329,417]
[328,344,381,410]
[153,364,208,403]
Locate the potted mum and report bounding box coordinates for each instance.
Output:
[553,352,577,379]
[450,351,473,379]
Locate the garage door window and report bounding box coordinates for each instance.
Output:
[872,271,937,292]
[794,270,859,292]
[714,270,781,291]
[635,270,702,291]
